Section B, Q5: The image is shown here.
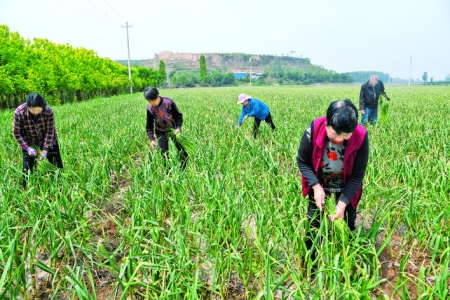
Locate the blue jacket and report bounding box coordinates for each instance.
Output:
[237,98,270,125]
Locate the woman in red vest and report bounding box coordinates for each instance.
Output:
[297,100,369,252]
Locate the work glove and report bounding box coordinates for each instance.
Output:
[26,147,38,157]
[39,150,48,161]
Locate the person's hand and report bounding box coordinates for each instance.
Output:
[360,110,365,115]
[150,140,156,148]
[39,150,48,161]
[312,184,325,211]
[174,128,180,135]
[329,201,346,221]
[26,147,38,157]
[244,115,248,120]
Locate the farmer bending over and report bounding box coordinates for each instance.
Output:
[297,100,369,257]
[13,93,64,189]
[145,87,188,169]
[236,93,275,138]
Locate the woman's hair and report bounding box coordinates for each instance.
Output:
[143,87,159,100]
[26,93,47,108]
[326,99,358,134]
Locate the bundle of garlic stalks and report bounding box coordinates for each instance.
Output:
[167,128,196,156]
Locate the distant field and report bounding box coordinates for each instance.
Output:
[1,86,449,299]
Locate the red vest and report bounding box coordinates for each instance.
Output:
[301,116,367,209]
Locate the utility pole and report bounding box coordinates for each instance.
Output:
[122,22,133,94]
[408,56,412,87]
[249,57,252,87]
[167,69,170,88]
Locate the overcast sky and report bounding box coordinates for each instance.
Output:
[1,0,449,80]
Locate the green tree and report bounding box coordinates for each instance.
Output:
[211,70,228,87]
[158,60,167,87]
[0,24,136,108]
[422,72,428,82]
[223,72,236,85]
[136,67,158,89]
[199,55,208,86]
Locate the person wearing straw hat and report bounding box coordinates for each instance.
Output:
[236,93,275,138]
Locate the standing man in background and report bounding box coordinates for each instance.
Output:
[359,75,390,125]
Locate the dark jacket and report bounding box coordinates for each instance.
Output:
[146,97,183,141]
[359,80,389,110]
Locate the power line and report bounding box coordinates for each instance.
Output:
[103,0,128,22]
[84,0,122,25]
[101,0,153,62]
[132,29,157,62]
[87,0,154,62]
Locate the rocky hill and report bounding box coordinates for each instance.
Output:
[118,51,328,73]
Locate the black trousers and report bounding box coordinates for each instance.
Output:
[253,112,276,137]
[305,189,360,253]
[22,140,63,188]
[156,131,188,169]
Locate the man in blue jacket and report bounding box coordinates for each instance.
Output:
[237,93,276,137]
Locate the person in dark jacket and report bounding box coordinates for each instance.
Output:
[359,75,390,125]
[297,100,369,255]
[144,87,188,169]
[13,93,64,189]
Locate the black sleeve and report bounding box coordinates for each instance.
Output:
[340,133,369,205]
[296,124,320,187]
[146,109,155,141]
[379,81,390,100]
[171,101,183,129]
[359,85,366,110]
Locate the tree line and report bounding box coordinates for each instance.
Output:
[1,24,356,109]
[163,54,354,87]
[154,56,236,88]
[0,25,159,109]
[255,69,354,85]
[347,71,390,83]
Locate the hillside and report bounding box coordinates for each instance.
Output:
[117,51,329,73]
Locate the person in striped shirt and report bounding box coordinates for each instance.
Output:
[13,93,63,189]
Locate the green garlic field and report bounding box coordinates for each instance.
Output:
[0,86,449,299]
